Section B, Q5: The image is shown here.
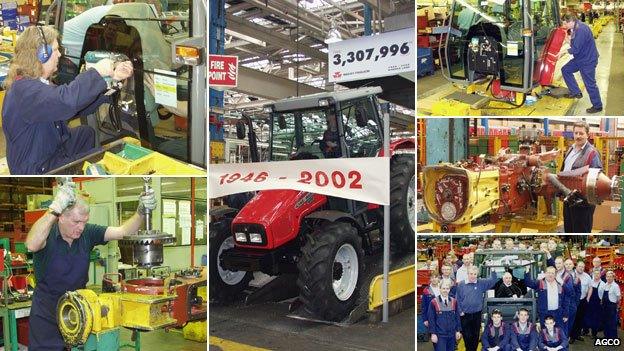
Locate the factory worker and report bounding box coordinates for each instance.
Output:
[562,259,580,339]
[524,266,570,329]
[553,257,574,332]
[422,272,442,329]
[495,272,524,298]
[427,280,462,351]
[584,270,605,338]
[591,256,607,281]
[510,308,539,351]
[456,266,498,351]
[26,181,155,350]
[481,309,510,351]
[2,25,133,174]
[455,252,474,284]
[598,271,621,339]
[569,261,591,342]
[538,316,569,351]
[440,264,457,297]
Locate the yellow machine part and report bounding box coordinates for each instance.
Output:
[57,290,96,346]
[423,163,500,226]
[431,99,482,116]
[368,265,415,310]
[183,320,207,342]
[119,293,177,330]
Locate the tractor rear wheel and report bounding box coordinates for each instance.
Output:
[209,219,252,303]
[390,154,415,253]
[297,222,364,321]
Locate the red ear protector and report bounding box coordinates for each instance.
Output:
[36,26,53,64]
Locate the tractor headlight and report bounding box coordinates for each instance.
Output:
[440,202,458,222]
[235,232,247,243]
[249,233,263,243]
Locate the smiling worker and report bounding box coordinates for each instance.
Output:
[2,25,133,174]
[26,180,156,350]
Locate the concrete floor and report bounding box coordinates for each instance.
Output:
[119,328,206,351]
[417,336,614,351]
[417,22,624,116]
[210,302,415,351]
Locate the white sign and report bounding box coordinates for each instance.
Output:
[328,28,415,83]
[154,69,178,107]
[209,157,390,205]
[507,41,519,56]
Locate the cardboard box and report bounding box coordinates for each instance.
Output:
[592,200,620,231]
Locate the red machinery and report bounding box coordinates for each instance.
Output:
[423,148,620,231]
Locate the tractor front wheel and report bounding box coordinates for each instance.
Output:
[296,222,364,321]
[209,219,252,303]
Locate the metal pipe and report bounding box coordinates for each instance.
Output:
[143,177,152,232]
[190,178,196,267]
[382,103,390,323]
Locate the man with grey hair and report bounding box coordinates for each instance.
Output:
[26,180,156,350]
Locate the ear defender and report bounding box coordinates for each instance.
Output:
[36,26,52,64]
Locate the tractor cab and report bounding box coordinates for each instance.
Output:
[262,86,384,161]
[474,249,548,324]
[443,0,561,96]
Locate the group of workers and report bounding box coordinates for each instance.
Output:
[421,239,622,351]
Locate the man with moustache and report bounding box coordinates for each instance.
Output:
[560,121,602,232]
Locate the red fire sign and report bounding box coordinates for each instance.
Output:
[209,55,238,88]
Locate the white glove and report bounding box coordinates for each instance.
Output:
[137,188,157,215]
[93,58,114,78]
[50,182,76,214]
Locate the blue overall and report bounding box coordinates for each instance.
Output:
[510,322,538,351]
[2,69,109,174]
[566,272,581,337]
[561,20,602,109]
[427,296,462,351]
[585,281,604,336]
[523,272,570,329]
[481,322,510,351]
[602,287,619,338]
[538,327,568,351]
[556,270,574,333]
[421,286,439,331]
[29,222,107,350]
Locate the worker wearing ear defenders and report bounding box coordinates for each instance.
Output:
[1,25,133,174]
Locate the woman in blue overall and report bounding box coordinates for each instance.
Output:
[426,280,462,351]
[585,269,605,338]
[598,271,621,339]
[26,181,156,350]
[1,25,133,174]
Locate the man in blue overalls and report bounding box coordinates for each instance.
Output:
[25,180,156,350]
[524,265,571,329]
[509,308,538,351]
[427,280,462,351]
[559,12,602,113]
[598,271,622,339]
[481,309,510,351]
[538,316,569,351]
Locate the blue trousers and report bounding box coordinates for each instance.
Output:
[562,59,602,109]
[567,306,577,337]
[433,335,456,351]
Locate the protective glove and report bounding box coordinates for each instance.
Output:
[137,188,157,215]
[92,58,114,78]
[49,182,76,214]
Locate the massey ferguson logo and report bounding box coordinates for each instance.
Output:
[333,71,342,79]
[595,338,621,346]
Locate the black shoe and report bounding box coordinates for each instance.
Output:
[564,93,583,98]
[576,336,585,341]
[586,106,603,113]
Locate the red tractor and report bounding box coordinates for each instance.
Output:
[209,87,415,321]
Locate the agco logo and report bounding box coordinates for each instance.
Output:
[594,338,621,346]
[333,71,342,79]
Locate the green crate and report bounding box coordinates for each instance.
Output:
[116,143,153,160]
[14,242,26,254]
[478,138,489,146]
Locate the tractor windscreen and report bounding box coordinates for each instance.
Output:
[269,108,333,161]
[446,0,559,89]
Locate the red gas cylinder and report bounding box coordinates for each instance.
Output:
[539,27,567,86]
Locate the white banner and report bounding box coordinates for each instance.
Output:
[209,157,390,205]
[328,28,415,83]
